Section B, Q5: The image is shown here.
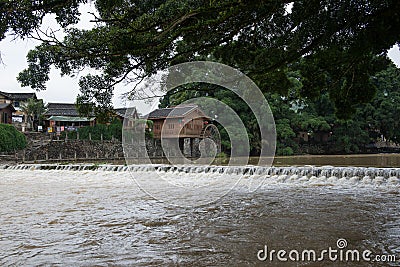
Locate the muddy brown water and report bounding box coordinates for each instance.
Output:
[0,164,399,266]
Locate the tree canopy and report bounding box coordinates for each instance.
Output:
[20,98,46,129]
[159,63,400,155]
[0,0,84,41]
[1,0,399,118]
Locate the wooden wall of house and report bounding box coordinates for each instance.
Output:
[152,117,206,139]
[180,117,205,137]
[152,119,163,138]
[0,107,13,124]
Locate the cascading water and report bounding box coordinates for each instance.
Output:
[2,163,400,177]
[0,164,400,191]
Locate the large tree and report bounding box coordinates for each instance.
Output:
[7,0,400,117]
[158,63,400,155]
[0,0,85,41]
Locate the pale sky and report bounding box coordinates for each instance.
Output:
[0,3,130,109]
[0,3,400,114]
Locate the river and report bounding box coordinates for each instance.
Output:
[0,165,399,266]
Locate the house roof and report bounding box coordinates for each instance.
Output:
[0,103,16,111]
[47,103,77,110]
[46,103,139,118]
[114,108,127,117]
[147,105,204,119]
[46,108,80,116]
[45,103,81,117]
[48,116,95,122]
[0,91,37,101]
[114,107,139,118]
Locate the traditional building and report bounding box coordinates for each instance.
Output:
[145,105,220,158]
[114,107,139,124]
[44,103,141,133]
[146,105,212,139]
[0,103,15,124]
[0,91,37,124]
[44,103,95,133]
[0,91,37,106]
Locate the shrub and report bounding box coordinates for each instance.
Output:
[277,147,294,156]
[60,120,123,141]
[0,124,27,152]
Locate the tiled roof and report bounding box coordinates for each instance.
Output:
[114,107,139,119]
[47,103,77,109]
[48,116,95,122]
[45,103,80,116]
[46,108,80,116]
[147,105,198,119]
[114,108,127,117]
[46,103,139,118]
[0,91,37,101]
[0,103,16,111]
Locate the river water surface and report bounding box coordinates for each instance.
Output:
[0,165,399,266]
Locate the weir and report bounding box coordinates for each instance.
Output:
[1,164,400,180]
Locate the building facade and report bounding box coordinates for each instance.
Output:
[44,103,96,133]
[0,91,37,124]
[0,103,15,124]
[147,105,210,139]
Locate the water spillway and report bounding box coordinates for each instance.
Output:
[1,164,399,185]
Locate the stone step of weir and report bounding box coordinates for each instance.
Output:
[1,164,400,180]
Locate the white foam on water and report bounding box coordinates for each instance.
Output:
[1,164,399,189]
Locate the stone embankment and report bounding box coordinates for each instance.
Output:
[0,132,124,163]
[1,132,200,163]
[23,139,124,162]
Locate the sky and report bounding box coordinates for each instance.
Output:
[0,3,130,109]
[1,3,400,114]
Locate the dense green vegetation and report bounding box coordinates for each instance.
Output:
[0,124,27,152]
[2,1,400,155]
[20,98,47,130]
[4,1,397,120]
[160,64,400,155]
[61,120,122,141]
